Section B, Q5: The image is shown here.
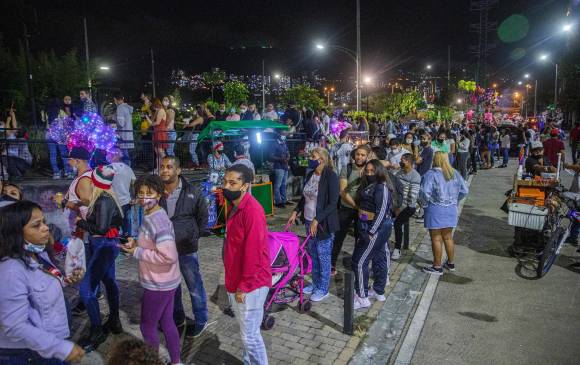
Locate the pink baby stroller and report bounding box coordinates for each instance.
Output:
[261,227,312,330]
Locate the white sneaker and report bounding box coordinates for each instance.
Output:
[303,285,314,295]
[391,249,401,260]
[310,291,329,302]
[367,289,386,302]
[52,173,61,180]
[354,294,372,310]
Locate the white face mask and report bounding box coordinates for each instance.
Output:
[240,108,247,113]
[162,101,169,107]
[405,139,413,144]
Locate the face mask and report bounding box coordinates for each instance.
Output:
[240,108,247,113]
[391,147,400,154]
[139,197,159,210]
[280,135,287,141]
[406,139,413,144]
[220,108,225,113]
[399,161,406,169]
[437,138,445,143]
[24,240,46,254]
[223,188,242,202]
[308,159,320,170]
[421,140,429,146]
[217,148,224,153]
[366,175,377,183]
[162,101,169,107]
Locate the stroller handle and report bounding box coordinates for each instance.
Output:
[283,223,311,249]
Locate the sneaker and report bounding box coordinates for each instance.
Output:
[310,291,329,302]
[391,249,402,260]
[186,322,208,338]
[303,285,314,295]
[79,326,108,352]
[354,294,372,310]
[367,289,386,302]
[52,173,61,180]
[422,266,443,276]
[443,261,456,272]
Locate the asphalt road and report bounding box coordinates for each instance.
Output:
[411,161,580,365]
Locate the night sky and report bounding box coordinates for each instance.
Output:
[0,0,575,90]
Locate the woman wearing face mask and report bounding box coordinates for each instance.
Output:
[392,154,421,260]
[75,165,124,352]
[420,152,468,276]
[287,148,339,302]
[0,201,85,364]
[401,132,419,161]
[207,141,232,187]
[121,174,182,365]
[431,130,450,154]
[351,159,394,309]
[456,130,471,180]
[163,96,177,157]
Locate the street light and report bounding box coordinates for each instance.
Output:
[517,81,523,85]
[364,76,373,84]
[456,98,463,104]
[315,42,360,110]
[426,64,432,70]
[274,73,281,79]
[524,73,530,79]
[563,23,573,32]
[99,65,110,71]
[492,83,498,88]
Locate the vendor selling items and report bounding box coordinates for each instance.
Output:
[525,141,557,177]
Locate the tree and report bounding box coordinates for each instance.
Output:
[223,81,249,109]
[280,84,324,110]
[202,68,226,101]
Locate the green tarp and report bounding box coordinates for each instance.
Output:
[197,120,289,141]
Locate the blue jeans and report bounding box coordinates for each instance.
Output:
[273,169,288,205]
[502,147,510,166]
[121,204,132,236]
[48,140,70,175]
[189,133,199,165]
[352,219,392,297]
[228,286,269,365]
[305,221,334,296]
[79,236,120,328]
[173,252,209,326]
[166,130,177,157]
[0,349,68,365]
[569,221,580,242]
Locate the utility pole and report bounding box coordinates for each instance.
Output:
[150,48,156,98]
[83,17,91,90]
[554,63,558,107]
[447,45,451,88]
[534,79,538,116]
[356,0,361,111]
[262,59,266,113]
[23,22,37,126]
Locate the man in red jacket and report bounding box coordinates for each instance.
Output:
[222,164,270,364]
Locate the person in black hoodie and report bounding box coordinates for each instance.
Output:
[288,147,339,303]
[158,156,210,338]
[76,165,123,352]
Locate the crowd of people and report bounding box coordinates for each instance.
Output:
[1,88,577,365]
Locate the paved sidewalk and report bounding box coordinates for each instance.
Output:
[73,201,427,364]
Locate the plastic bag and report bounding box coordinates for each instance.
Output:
[65,237,86,276]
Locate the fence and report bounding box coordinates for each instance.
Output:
[0,127,314,181]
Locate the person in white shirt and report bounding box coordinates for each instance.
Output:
[386,138,409,170]
[107,147,136,235]
[499,129,511,168]
[262,104,279,121]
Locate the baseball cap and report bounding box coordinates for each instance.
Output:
[550,128,560,136]
[68,146,91,161]
[531,141,543,150]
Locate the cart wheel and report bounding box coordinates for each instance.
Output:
[261,315,275,330]
[298,300,312,313]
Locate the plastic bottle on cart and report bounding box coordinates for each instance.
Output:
[516,164,523,179]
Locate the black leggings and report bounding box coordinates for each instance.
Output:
[394,207,416,250]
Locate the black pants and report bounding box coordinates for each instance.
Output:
[394,207,416,250]
[470,149,478,173]
[331,206,358,268]
[6,156,30,178]
[572,143,578,164]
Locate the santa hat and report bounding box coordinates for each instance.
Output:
[91,165,115,189]
[213,141,224,151]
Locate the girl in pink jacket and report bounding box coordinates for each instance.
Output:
[122,174,182,365]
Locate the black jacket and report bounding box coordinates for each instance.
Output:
[295,166,339,240]
[77,192,123,236]
[160,176,208,255]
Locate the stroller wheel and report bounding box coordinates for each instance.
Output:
[298,300,312,313]
[261,315,275,330]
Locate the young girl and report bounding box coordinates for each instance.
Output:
[122,174,182,365]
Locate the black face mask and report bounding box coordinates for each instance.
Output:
[437,138,445,143]
[223,188,242,202]
[399,161,406,169]
[421,140,429,146]
[366,175,377,184]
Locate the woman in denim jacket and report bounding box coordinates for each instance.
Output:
[420,152,468,276]
[0,201,85,364]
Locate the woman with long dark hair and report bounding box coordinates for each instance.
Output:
[0,201,85,364]
[351,159,394,310]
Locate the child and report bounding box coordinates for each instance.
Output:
[121,174,182,365]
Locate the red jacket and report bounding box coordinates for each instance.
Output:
[224,193,271,293]
[571,127,580,143]
[543,138,565,167]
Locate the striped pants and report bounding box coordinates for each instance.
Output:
[352,218,393,298]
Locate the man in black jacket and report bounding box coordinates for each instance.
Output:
[159,156,209,338]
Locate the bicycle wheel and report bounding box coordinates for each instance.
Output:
[537,227,565,278]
